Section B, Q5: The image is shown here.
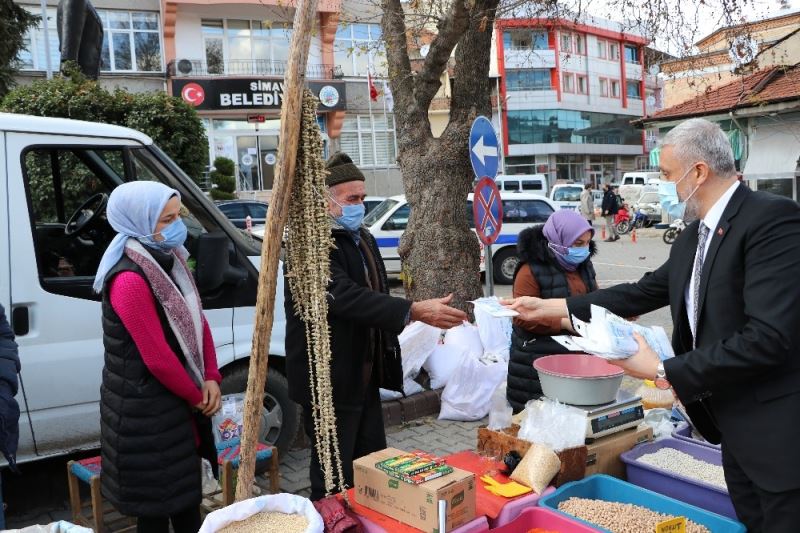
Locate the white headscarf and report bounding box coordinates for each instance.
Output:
[92,181,182,293]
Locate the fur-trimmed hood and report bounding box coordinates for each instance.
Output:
[516,224,597,269]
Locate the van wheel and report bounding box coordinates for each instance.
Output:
[221,364,300,455]
[493,249,518,285]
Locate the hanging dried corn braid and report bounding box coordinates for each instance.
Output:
[285,89,346,499]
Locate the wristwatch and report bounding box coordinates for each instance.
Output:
[654,362,671,390]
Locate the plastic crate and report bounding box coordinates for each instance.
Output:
[539,474,745,533]
[672,421,721,449]
[620,437,735,518]
[489,507,599,532]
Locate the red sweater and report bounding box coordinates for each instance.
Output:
[109,271,222,407]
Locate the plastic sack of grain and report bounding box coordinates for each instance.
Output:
[199,494,323,533]
[509,443,562,495]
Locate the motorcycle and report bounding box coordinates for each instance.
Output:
[617,209,650,235]
[662,218,686,245]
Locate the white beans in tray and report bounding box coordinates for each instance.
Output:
[217,511,309,532]
[558,497,711,533]
[637,448,727,490]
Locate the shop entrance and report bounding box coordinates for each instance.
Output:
[235,133,279,191]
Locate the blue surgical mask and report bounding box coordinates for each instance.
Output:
[335,203,365,232]
[563,246,591,265]
[658,165,699,220]
[141,218,188,251]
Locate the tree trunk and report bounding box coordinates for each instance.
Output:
[383,0,500,310]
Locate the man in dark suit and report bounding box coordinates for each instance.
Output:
[505,118,800,532]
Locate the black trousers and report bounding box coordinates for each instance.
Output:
[723,444,800,532]
[136,505,201,533]
[303,386,387,501]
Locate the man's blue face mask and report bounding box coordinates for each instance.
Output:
[659,164,700,220]
[329,196,365,232]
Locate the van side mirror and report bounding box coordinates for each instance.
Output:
[195,231,247,293]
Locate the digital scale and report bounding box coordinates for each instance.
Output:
[572,390,645,440]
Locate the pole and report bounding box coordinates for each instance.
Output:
[235,0,319,502]
[40,0,53,79]
[485,243,495,297]
[381,79,391,186]
[495,77,504,174]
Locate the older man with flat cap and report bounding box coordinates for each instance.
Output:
[284,152,467,500]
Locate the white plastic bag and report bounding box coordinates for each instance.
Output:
[487,382,514,430]
[398,321,442,380]
[379,376,425,400]
[438,357,507,421]
[442,323,483,360]
[199,494,323,533]
[6,522,94,533]
[472,298,512,360]
[644,408,674,440]
[518,398,586,451]
[423,343,467,389]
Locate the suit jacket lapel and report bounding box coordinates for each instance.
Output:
[671,222,699,352]
[696,186,749,330]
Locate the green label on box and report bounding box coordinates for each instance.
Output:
[388,479,399,489]
[451,490,464,507]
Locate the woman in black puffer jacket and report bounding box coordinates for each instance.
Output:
[506,210,598,413]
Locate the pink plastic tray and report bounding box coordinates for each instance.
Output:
[488,507,600,532]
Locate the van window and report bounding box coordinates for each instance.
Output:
[22,146,208,300]
[502,180,519,191]
[466,199,553,227]
[636,177,645,185]
[521,181,543,191]
[383,204,410,231]
[553,186,582,201]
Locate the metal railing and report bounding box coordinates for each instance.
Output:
[168,59,342,79]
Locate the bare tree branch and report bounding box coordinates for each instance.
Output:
[414,0,470,111]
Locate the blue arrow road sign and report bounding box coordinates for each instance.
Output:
[469,116,500,179]
[473,177,503,246]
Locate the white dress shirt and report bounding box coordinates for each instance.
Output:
[686,180,740,339]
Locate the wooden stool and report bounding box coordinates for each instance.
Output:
[66,457,135,533]
[202,440,280,512]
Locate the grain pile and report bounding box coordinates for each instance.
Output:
[217,511,308,532]
[285,90,344,497]
[558,497,711,533]
[637,448,727,489]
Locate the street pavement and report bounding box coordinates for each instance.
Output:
[3,225,672,529]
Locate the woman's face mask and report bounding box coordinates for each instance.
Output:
[141,218,188,251]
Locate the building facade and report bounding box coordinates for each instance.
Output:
[493,16,652,187]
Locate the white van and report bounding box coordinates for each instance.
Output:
[493,174,548,196]
[1,114,296,465]
[618,171,661,204]
[549,183,584,211]
[364,193,557,285]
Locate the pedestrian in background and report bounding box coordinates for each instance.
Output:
[93,181,222,533]
[579,183,595,226]
[601,183,620,241]
[506,209,597,413]
[0,304,20,530]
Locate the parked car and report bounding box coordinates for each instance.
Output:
[1,113,297,465]
[550,183,583,211]
[364,196,387,216]
[215,199,268,228]
[365,192,557,284]
[634,191,662,223]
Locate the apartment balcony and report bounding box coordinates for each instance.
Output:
[167,59,341,80]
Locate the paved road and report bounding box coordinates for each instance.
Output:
[3,227,673,528]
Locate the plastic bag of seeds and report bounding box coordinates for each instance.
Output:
[199,493,323,533]
[509,443,561,494]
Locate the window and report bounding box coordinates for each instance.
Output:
[17,7,60,71]
[99,11,163,72]
[562,73,575,93]
[247,203,268,219]
[505,109,644,146]
[201,19,293,75]
[611,80,620,98]
[506,69,552,91]
[383,204,410,231]
[501,200,553,223]
[553,186,583,201]
[21,146,209,298]
[560,32,573,53]
[624,44,640,64]
[218,203,248,219]
[577,75,588,95]
[574,34,586,55]
[626,80,642,98]
[599,77,609,97]
[596,39,607,59]
[335,23,384,77]
[502,29,548,50]
[608,43,620,60]
[339,115,397,167]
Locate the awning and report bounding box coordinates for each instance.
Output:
[649,146,660,167]
[727,129,742,161]
[743,124,800,180]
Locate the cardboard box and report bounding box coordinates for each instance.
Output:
[354,448,476,532]
[585,425,654,479]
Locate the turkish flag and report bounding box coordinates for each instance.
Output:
[368,72,378,102]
